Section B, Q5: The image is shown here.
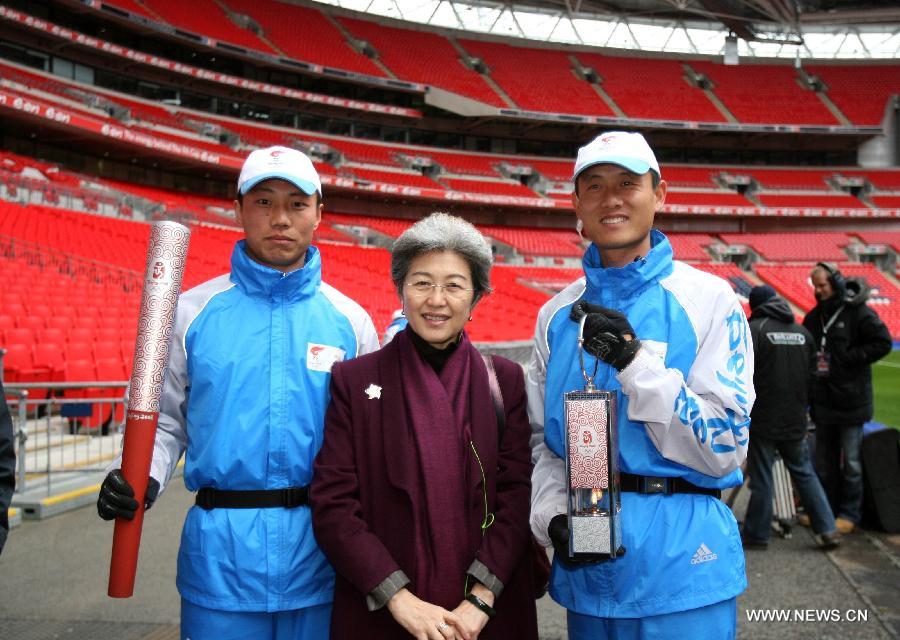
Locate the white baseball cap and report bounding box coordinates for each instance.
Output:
[572,131,661,182]
[237,146,322,196]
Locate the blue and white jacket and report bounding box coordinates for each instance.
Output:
[138,240,378,612]
[527,230,753,618]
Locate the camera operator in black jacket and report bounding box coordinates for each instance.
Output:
[803,264,892,534]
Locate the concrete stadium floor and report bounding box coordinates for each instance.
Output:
[0,477,897,640]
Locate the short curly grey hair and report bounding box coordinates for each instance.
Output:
[391,213,493,304]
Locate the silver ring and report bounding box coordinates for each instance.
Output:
[437,622,449,631]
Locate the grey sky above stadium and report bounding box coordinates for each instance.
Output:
[313,0,900,58]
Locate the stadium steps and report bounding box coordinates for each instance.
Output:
[881,268,900,289]
[569,54,627,118]
[590,82,626,119]
[478,72,517,110]
[743,191,764,207]
[701,86,739,124]
[450,38,517,109]
[323,12,398,79]
[214,0,288,59]
[132,0,167,22]
[796,66,853,127]
[683,63,739,123]
[816,90,853,127]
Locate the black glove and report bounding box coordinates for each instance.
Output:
[570,301,641,371]
[97,470,160,521]
[548,514,612,567]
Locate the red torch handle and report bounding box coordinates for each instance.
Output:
[108,410,160,598]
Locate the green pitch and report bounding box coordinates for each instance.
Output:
[873,349,900,430]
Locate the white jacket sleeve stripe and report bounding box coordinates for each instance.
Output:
[617,278,754,478]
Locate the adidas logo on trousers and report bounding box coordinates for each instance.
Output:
[691,543,718,564]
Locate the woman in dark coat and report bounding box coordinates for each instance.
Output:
[311,213,539,640]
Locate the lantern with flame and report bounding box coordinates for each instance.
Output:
[561,317,625,559]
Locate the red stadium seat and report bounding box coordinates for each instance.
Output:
[33,343,65,382]
[1,292,23,307]
[71,316,97,330]
[17,315,46,333]
[46,316,74,332]
[3,303,26,321]
[95,358,127,382]
[2,343,35,382]
[96,328,122,342]
[28,304,52,319]
[96,317,121,331]
[67,328,94,344]
[93,341,121,361]
[65,341,93,362]
[4,341,51,398]
[40,328,66,345]
[63,359,95,385]
[4,327,36,348]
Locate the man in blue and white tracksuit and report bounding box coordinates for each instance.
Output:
[527,132,754,639]
[98,146,379,639]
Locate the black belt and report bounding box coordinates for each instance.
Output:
[195,487,309,510]
[619,473,721,499]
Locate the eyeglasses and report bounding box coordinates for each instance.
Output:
[405,280,475,300]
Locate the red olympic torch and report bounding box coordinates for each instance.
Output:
[108,220,190,598]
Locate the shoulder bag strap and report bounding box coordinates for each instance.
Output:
[481,353,505,443]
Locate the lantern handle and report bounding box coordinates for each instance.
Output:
[578,314,600,392]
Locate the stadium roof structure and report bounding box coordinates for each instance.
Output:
[315,0,900,58]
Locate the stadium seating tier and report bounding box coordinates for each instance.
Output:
[576,53,725,122]
[690,61,839,125]
[105,0,160,19]
[718,232,852,262]
[807,64,900,126]
[140,0,277,53]
[220,0,387,76]
[459,39,614,115]
[338,18,506,106]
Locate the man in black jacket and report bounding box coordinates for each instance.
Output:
[0,379,15,555]
[803,263,892,534]
[742,285,839,550]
